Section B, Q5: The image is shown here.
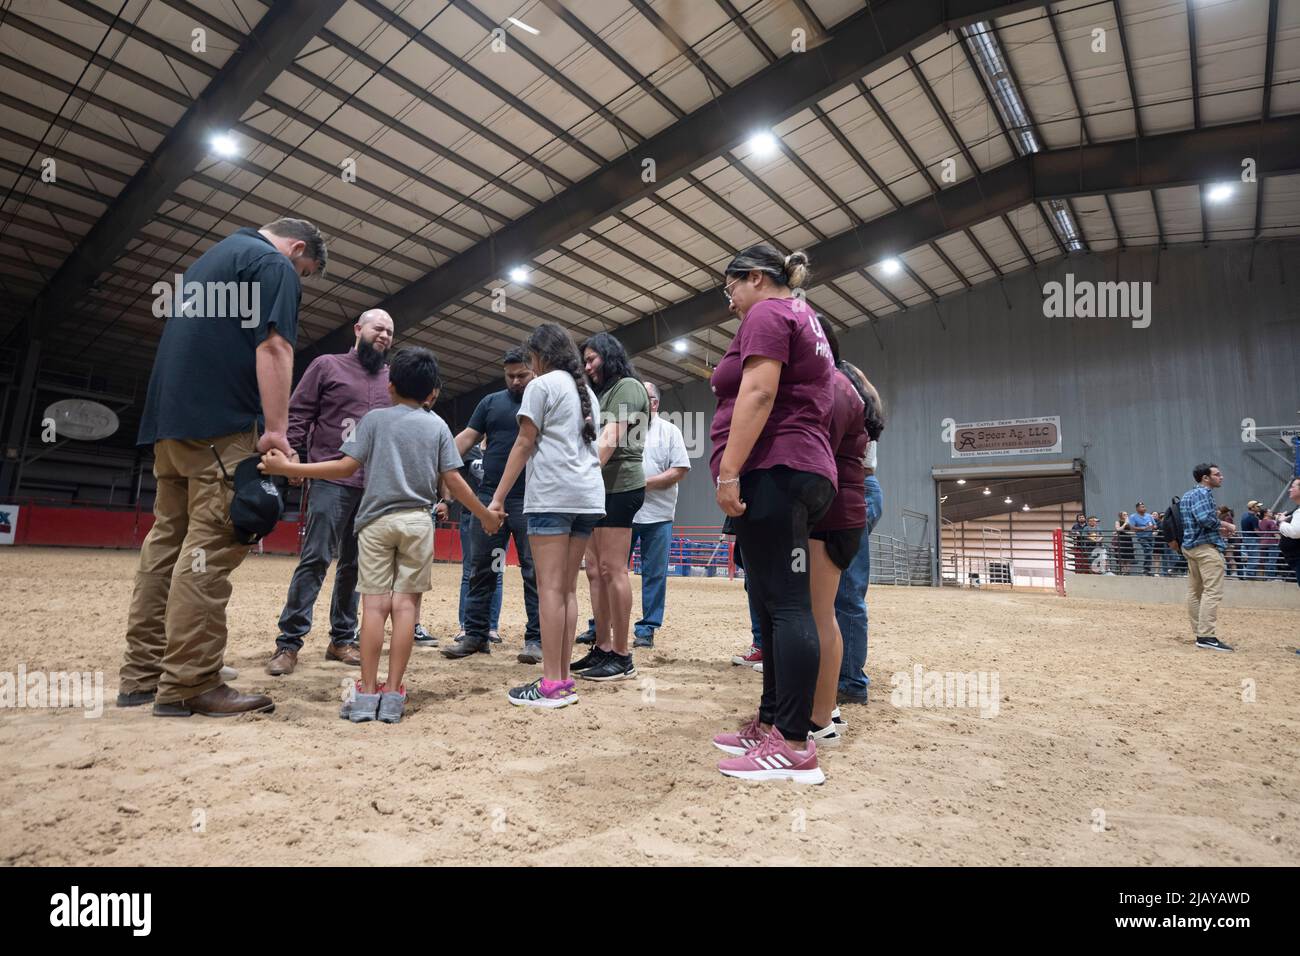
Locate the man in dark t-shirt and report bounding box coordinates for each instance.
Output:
[442,349,540,660]
[118,219,326,718]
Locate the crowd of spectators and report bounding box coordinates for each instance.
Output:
[1067,496,1297,581]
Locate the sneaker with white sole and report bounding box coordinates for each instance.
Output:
[507,678,578,709]
[712,714,768,756]
[571,646,609,673]
[810,723,842,747]
[830,706,846,728]
[731,645,762,669]
[413,624,438,648]
[717,728,825,784]
[1195,636,1234,652]
[578,652,636,682]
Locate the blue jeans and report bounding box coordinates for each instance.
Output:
[458,509,501,630]
[630,520,673,638]
[835,476,883,698]
[1133,533,1154,574]
[276,480,363,651]
[1242,540,1262,579]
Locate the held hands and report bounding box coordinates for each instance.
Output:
[433,502,449,522]
[481,500,506,535]
[257,431,294,459]
[258,448,291,476]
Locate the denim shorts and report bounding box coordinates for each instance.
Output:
[527,512,602,538]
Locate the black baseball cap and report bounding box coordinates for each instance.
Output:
[212,447,287,544]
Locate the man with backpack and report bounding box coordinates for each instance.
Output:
[1175,463,1236,652]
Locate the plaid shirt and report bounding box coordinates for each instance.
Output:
[1180,485,1223,552]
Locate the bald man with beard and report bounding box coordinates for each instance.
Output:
[266,310,395,675]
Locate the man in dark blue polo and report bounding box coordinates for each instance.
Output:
[442,349,540,661]
[117,218,326,717]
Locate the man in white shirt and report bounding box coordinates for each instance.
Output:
[629,382,690,648]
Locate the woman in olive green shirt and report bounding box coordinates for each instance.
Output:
[572,333,649,682]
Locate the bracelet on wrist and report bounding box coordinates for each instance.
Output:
[716,476,740,488]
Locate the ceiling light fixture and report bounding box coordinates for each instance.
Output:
[210,134,239,158]
[747,131,778,158]
[507,17,540,35]
[1207,183,1233,203]
[673,340,688,353]
[508,266,529,283]
[880,257,902,276]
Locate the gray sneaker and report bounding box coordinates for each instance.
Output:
[517,641,543,664]
[341,685,381,722]
[378,688,407,723]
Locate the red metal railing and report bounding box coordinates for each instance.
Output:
[1052,528,1066,597]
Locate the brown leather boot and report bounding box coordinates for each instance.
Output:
[266,648,298,676]
[152,684,274,718]
[326,641,361,666]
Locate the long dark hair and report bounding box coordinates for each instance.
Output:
[526,324,596,443]
[581,331,637,394]
[821,325,884,442]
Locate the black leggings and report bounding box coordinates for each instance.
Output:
[734,466,835,742]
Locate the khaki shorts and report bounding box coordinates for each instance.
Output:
[357,508,434,594]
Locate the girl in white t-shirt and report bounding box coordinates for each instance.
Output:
[489,324,604,708]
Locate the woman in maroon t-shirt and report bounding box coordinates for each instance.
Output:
[807,326,868,745]
[710,243,838,784]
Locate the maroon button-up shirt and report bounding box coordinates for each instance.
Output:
[287,349,390,489]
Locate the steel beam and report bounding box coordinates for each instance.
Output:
[29,0,346,332]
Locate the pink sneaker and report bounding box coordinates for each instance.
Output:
[717,728,825,784]
[712,714,768,755]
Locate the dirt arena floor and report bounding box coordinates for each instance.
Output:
[2,546,1298,866]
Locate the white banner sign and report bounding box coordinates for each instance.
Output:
[0,504,18,545]
[952,417,1062,458]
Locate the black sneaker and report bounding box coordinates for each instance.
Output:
[578,652,636,682]
[413,624,438,648]
[575,627,596,645]
[570,647,609,673]
[633,632,654,649]
[1195,636,1234,652]
[489,630,502,644]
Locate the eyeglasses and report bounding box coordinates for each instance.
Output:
[721,277,741,305]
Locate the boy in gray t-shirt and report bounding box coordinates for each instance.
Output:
[261,347,501,724]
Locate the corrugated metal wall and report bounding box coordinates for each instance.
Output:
[665,240,1300,549]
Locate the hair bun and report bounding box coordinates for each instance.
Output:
[784,250,810,289]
